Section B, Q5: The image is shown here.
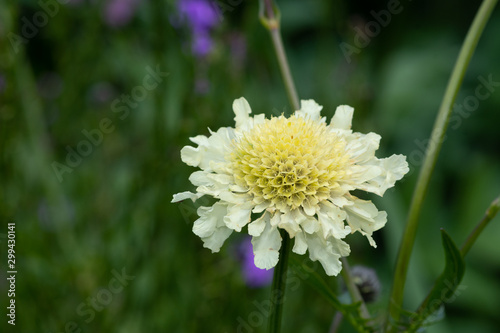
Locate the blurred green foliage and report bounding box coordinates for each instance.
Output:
[1,0,499,332]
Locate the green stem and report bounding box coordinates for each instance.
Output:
[340,258,370,320]
[386,0,498,329]
[461,196,500,257]
[260,0,300,111]
[268,230,291,333]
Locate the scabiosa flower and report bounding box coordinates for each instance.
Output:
[172,98,409,276]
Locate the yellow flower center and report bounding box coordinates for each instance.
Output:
[231,115,350,212]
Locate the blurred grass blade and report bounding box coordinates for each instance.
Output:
[409,229,465,331]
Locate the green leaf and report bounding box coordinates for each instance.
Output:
[408,229,466,331]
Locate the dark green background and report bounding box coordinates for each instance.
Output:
[1,0,499,332]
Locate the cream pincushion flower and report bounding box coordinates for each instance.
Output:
[172,98,409,276]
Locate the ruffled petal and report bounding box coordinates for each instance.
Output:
[296,100,324,122]
[317,201,351,239]
[345,132,381,164]
[344,197,387,247]
[292,231,307,254]
[252,218,282,270]
[188,171,212,186]
[363,154,409,196]
[248,211,269,237]
[330,105,354,130]
[233,97,252,128]
[203,227,233,253]
[171,191,204,203]
[180,127,235,171]
[305,233,350,276]
[193,202,233,252]
[224,201,254,232]
[278,210,302,238]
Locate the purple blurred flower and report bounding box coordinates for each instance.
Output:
[239,237,274,288]
[103,0,139,28]
[191,32,213,57]
[177,0,219,32]
[176,0,220,57]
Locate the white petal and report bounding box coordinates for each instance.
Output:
[207,173,234,185]
[346,132,381,163]
[330,195,351,208]
[188,171,212,186]
[345,164,383,188]
[248,212,269,237]
[252,201,271,213]
[193,204,223,238]
[294,208,319,234]
[292,231,307,254]
[181,127,235,171]
[171,191,204,203]
[202,227,233,252]
[296,100,324,121]
[270,212,281,227]
[344,198,387,247]
[302,197,317,216]
[180,145,202,167]
[189,135,209,146]
[252,114,266,126]
[305,233,350,276]
[317,202,351,239]
[278,210,301,238]
[233,97,252,128]
[192,203,233,252]
[218,190,249,204]
[367,154,409,196]
[330,105,354,130]
[223,201,254,232]
[252,219,282,270]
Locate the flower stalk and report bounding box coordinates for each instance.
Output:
[340,258,370,320]
[461,196,500,257]
[268,230,291,333]
[387,0,498,329]
[259,0,300,111]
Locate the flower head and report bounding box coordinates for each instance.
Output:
[172,98,409,276]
